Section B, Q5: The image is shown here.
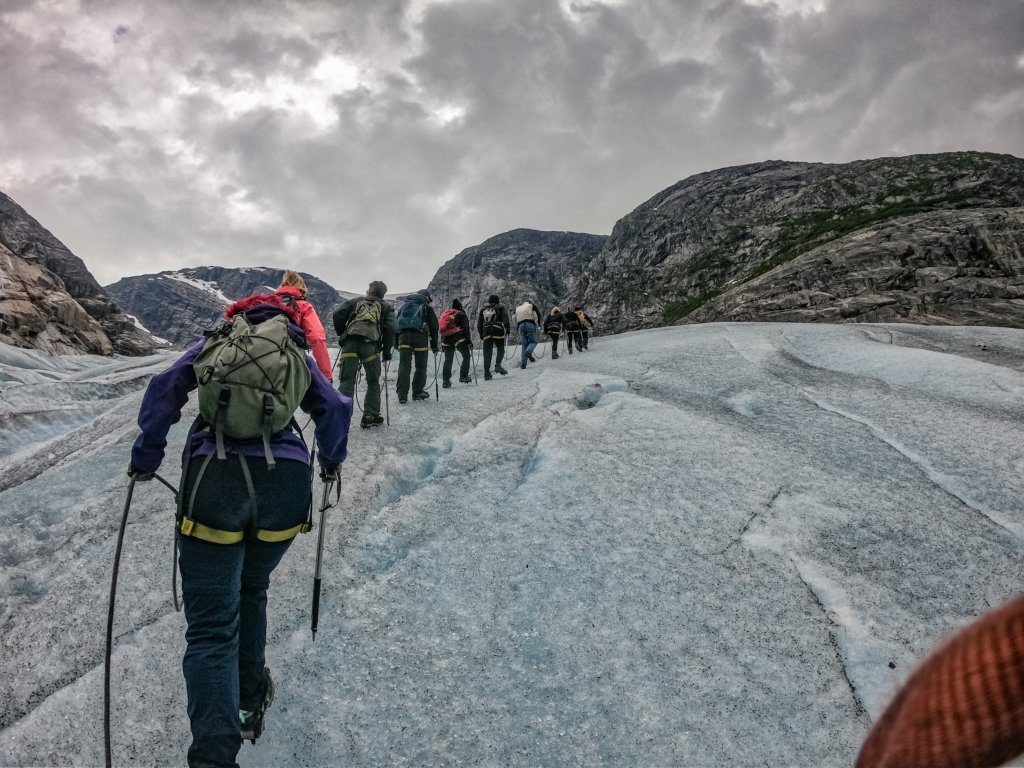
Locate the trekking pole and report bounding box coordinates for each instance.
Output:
[436,354,444,403]
[311,473,338,640]
[104,476,138,768]
[471,345,478,384]
[383,358,390,425]
[105,470,180,768]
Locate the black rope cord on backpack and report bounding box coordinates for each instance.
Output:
[222,338,287,395]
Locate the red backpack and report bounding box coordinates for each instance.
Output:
[438,308,462,337]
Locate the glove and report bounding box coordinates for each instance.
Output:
[320,464,340,482]
[431,347,438,354]
[127,464,155,481]
[382,352,392,362]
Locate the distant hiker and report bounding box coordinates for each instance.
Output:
[332,281,396,429]
[574,306,594,350]
[395,289,439,403]
[439,298,472,388]
[561,307,582,353]
[276,270,332,381]
[514,297,542,369]
[128,292,352,768]
[477,294,510,380]
[544,306,565,359]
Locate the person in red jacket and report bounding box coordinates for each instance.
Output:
[276,271,333,382]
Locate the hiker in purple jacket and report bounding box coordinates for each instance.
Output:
[129,293,352,768]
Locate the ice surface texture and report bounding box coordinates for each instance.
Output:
[0,323,1021,767]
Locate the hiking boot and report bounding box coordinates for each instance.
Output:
[551,352,559,359]
[398,396,408,404]
[520,362,527,369]
[240,668,274,743]
[484,372,493,381]
[527,353,536,363]
[442,380,452,389]
[360,414,385,429]
[412,391,430,401]
[459,376,472,384]
[495,366,508,376]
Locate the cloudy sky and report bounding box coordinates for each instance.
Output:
[1,0,1022,293]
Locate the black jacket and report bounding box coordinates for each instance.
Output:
[332,295,397,350]
[544,311,564,334]
[477,302,510,339]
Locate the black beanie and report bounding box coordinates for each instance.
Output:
[488,294,499,304]
[452,298,463,311]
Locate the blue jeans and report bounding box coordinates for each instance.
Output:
[178,456,311,768]
[519,322,537,365]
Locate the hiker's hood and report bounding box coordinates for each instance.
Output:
[225,293,302,327]
[276,285,306,301]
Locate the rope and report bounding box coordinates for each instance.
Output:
[532,335,547,360]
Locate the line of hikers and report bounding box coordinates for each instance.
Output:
[331,283,595,429]
[126,273,594,767]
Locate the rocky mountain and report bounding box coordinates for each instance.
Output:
[0,191,157,355]
[106,266,355,348]
[426,228,607,321]
[580,152,1024,332]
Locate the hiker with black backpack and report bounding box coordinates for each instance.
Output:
[438,298,473,388]
[128,292,352,768]
[477,294,510,380]
[332,281,396,429]
[561,308,582,354]
[514,297,542,369]
[544,306,565,359]
[395,289,439,403]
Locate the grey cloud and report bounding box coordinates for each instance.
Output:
[1,0,1022,293]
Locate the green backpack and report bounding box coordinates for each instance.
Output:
[194,312,311,466]
[345,298,383,341]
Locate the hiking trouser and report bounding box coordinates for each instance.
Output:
[177,457,311,768]
[442,339,471,382]
[397,329,430,398]
[518,322,538,365]
[569,330,583,352]
[338,337,382,419]
[581,329,590,349]
[549,331,561,354]
[482,337,506,372]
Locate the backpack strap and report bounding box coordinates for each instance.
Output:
[261,394,276,468]
[214,388,230,460]
[237,453,260,537]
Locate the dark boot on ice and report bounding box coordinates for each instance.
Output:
[240,668,274,743]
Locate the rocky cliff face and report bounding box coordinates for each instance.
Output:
[0,242,114,355]
[580,152,1024,332]
[0,192,156,355]
[687,208,1024,326]
[106,266,352,348]
[426,228,607,321]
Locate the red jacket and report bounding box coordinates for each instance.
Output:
[276,286,332,381]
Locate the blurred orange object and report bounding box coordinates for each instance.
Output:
[856,594,1024,768]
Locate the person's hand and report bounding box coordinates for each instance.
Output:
[382,352,392,362]
[319,464,340,482]
[127,464,155,481]
[431,347,438,354]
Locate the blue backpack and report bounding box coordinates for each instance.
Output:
[397,297,425,331]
